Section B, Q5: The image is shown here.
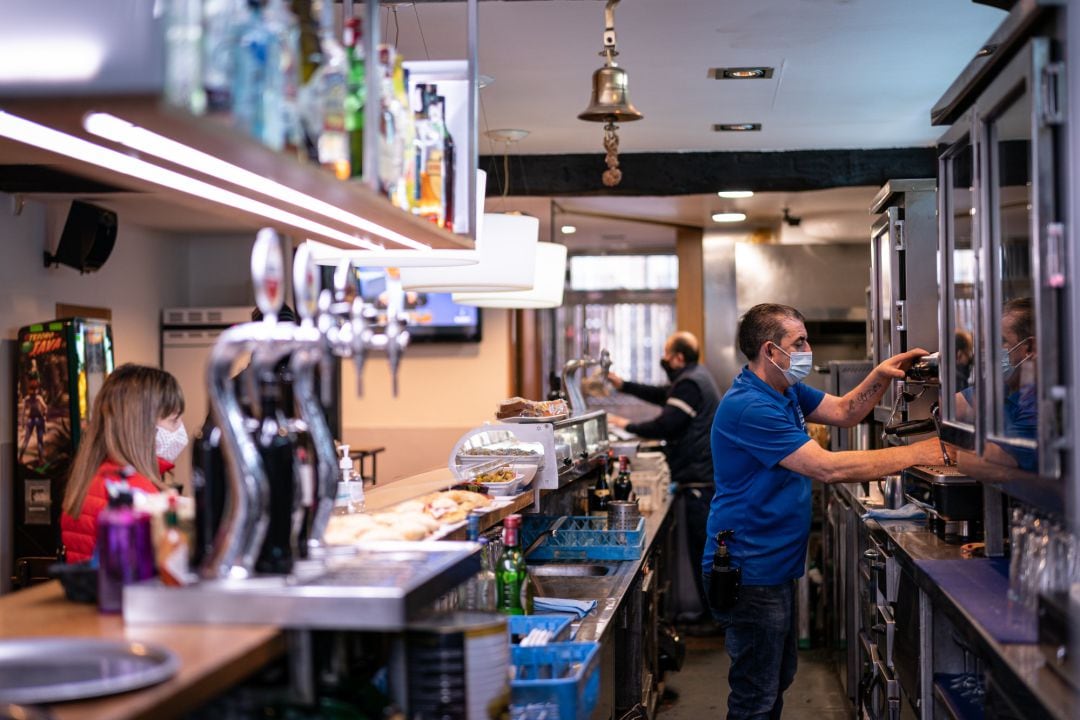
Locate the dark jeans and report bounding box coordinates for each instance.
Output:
[682,484,714,612]
[702,575,798,720]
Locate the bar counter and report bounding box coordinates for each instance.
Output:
[835,482,1076,720]
[0,582,285,720]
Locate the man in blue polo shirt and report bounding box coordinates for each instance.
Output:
[703,303,945,720]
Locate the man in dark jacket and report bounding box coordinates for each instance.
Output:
[607,331,721,617]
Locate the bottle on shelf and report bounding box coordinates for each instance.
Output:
[589,464,611,518]
[232,0,274,146]
[343,16,366,179]
[458,512,497,611]
[163,0,207,115]
[377,45,405,202]
[291,0,322,162]
[496,514,528,615]
[334,444,366,515]
[313,0,349,179]
[157,495,191,587]
[612,455,633,501]
[265,0,302,153]
[414,84,446,225]
[436,94,455,231]
[203,0,247,113]
[393,56,417,212]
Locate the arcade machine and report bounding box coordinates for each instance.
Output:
[12,317,114,587]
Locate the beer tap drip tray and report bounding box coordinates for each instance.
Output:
[123,541,481,630]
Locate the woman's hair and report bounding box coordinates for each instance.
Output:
[63,364,184,518]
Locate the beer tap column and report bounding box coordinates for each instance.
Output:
[202,229,288,580]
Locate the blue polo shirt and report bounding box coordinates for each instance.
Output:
[702,366,825,586]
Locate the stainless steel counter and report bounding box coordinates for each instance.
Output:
[528,490,675,643]
[835,483,1076,720]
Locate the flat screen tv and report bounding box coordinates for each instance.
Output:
[355,267,482,343]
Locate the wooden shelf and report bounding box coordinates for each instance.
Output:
[0,95,473,251]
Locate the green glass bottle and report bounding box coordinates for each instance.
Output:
[496,514,528,615]
[343,16,365,179]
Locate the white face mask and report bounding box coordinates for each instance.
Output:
[1001,337,1033,383]
[768,343,813,386]
[155,423,189,462]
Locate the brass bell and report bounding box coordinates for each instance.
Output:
[578,63,643,123]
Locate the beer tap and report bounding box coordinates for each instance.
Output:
[288,244,340,551]
[202,229,290,580]
[561,349,613,416]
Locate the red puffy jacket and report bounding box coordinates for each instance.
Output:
[61,458,173,563]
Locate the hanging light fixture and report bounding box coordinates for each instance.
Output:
[453,241,567,309]
[578,0,643,187]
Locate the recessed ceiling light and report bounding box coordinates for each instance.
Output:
[712,212,747,223]
[717,190,754,199]
[708,67,775,80]
[713,123,762,132]
[560,225,577,235]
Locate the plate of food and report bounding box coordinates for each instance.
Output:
[471,465,522,496]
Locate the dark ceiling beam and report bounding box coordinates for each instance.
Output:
[480,147,938,197]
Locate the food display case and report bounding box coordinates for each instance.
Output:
[449,410,609,493]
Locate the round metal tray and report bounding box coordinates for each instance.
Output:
[0,638,179,704]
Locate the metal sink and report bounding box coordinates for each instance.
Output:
[527,563,614,577]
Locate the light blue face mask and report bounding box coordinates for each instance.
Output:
[1001,337,1033,382]
[769,343,813,386]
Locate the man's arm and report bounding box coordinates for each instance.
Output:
[618,380,669,407]
[779,437,945,484]
[808,348,928,428]
[623,381,702,440]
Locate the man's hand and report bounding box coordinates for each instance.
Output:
[607,372,624,391]
[877,347,930,380]
[911,437,949,466]
[608,413,630,429]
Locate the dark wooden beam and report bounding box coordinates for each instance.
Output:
[481,147,938,196]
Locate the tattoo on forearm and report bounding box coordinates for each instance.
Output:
[849,381,883,414]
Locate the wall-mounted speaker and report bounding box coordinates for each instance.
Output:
[43,201,118,273]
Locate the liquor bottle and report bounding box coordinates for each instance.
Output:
[496,514,528,615]
[612,455,633,501]
[163,0,207,115]
[459,512,497,611]
[203,0,247,113]
[254,375,301,575]
[437,94,455,231]
[414,84,445,224]
[265,0,302,153]
[291,0,321,162]
[315,0,350,179]
[377,45,404,201]
[343,17,366,180]
[233,0,274,146]
[157,495,190,587]
[395,60,418,212]
[589,466,611,517]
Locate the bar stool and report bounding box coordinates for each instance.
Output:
[349,446,386,486]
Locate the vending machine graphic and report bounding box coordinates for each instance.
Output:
[12,318,113,585]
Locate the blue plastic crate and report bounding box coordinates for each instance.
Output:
[527,516,645,561]
[507,615,574,645]
[510,641,600,720]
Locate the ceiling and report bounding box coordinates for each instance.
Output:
[384,0,1007,250]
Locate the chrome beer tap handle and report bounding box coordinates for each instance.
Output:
[202,229,285,580]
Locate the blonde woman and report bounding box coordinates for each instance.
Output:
[61,364,187,563]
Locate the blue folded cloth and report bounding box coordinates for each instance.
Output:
[862,503,926,521]
[532,597,597,618]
